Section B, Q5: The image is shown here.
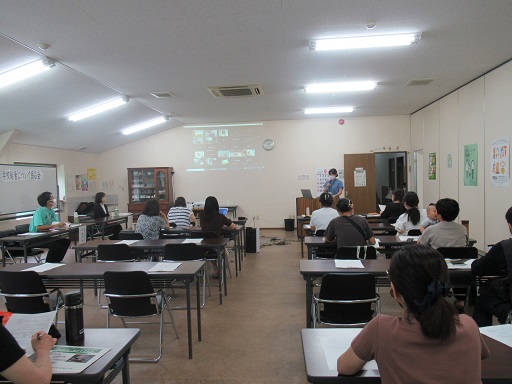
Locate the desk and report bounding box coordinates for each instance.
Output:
[0,225,91,267]
[368,222,396,234]
[78,215,130,239]
[74,237,229,304]
[301,328,512,383]
[299,259,476,328]
[54,328,139,384]
[3,261,203,359]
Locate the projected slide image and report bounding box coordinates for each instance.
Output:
[188,128,263,171]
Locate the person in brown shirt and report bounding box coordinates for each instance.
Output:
[337,245,489,384]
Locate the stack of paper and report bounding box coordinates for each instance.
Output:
[335,260,365,269]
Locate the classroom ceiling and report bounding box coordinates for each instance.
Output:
[1,1,512,154]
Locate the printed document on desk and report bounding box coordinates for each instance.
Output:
[480,324,512,348]
[319,329,378,371]
[50,345,110,373]
[23,263,64,272]
[335,260,364,269]
[446,259,474,269]
[398,235,419,242]
[116,240,139,245]
[148,262,182,272]
[183,238,203,244]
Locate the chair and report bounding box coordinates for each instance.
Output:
[97,243,137,262]
[387,217,398,224]
[314,230,325,237]
[191,231,232,278]
[103,271,179,363]
[10,225,44,263]
[163,243,210,307]
[118,231,149,260]
[312,273,380,327]
[436,247,478,259]
[335,246,377,260]
[0,270,64,322]
[407,229,422,236]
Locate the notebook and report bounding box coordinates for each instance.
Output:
[301,189,313,199]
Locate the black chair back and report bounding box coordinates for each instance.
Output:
[163,243,207,261]
[436,247,478,259]
[319,273,377,324]
[387,217,398,224]
[15,224,30,234]
[104,271,157,317]
[118,231,144,240]
[407,229,421,236]
[97,244,135,262]
[335,246,377,260]
[0,271,51,313]
[314,230,325,237]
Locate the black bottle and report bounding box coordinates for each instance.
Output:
[64,291,84,345]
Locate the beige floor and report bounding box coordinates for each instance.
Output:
[3,229,465,383]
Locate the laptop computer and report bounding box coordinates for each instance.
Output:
[219,207,228,216]
[301,189,313,199]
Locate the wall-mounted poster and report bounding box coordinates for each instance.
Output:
[464,144,478,186]
[490,138,509,187]
[428,153,436,180]
[354,168,366,187]
[447,153,453,168]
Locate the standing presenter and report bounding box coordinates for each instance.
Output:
[323,168,344,198]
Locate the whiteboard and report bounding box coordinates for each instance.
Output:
[0,164,58,216]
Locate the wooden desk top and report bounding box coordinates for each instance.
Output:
[73,237,229,251]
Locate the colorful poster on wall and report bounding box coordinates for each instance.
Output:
[87,168,96,180]
[490,138,509,187]
[75,175,81,190]
[428,153,436,180]
[81,174,88,191]
[316,168,330,196]
[464,144,478,186]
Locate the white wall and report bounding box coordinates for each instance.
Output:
[98,115,410,228]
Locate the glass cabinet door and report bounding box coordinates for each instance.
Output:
[156,170,167,201]
[130,169,156,202]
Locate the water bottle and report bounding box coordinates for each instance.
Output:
[73,211,79,224]
[65,291,84,345]
[114,207,119,218]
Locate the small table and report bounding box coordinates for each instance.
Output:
[301,328,512,383]
[53,328,140,384]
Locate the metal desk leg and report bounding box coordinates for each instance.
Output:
[122,350,131,384]
[304,276,314,328]
[222,248,228,296]
[196,273,202,342]
[217,250,223,305]
[186,281,193,359]
[233,235,239,277]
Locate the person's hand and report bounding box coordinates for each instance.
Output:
[159,211,166,219]
[31,332,57,353]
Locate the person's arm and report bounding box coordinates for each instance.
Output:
[159,212,171,231]
[337,346,367,375]
[471,242,506,276]
[1,332,56,384]
[189,212,196,226]
[335,180,344,197]
[367,236,376,245]
[323,221,336,242]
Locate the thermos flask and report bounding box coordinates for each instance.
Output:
[65,291,84,345]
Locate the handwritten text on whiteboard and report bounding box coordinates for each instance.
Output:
[1,170,43,182]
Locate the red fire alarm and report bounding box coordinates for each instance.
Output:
[338,119,345,125]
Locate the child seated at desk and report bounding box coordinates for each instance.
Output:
[419,203,439,233]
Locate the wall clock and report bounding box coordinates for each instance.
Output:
[262,139,275,151]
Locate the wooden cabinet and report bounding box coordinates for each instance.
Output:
[127,167,174,217]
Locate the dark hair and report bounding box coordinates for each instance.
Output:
[506,206,512,225]
[95,192,106,204]
[142,199,160,216]
[319,193,333,207]
[389,245,458,340]
[392,188,404,202]
[436,198,459,222]
[403,191,420,225]
[203,196,220,221]
[37,191,53,207]
[336,198,352,213]
[174,196,186,207]
[428,203,436,207]
[328,168,338,177]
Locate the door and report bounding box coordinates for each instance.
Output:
[344,153,376,214]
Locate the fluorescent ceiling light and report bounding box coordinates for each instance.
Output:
[183,122,263,129]
[305,81,377,93]
[68,97,128,121]
[122,116,168,135]
[310,33,421,51]
[0,58,55,89]
[304,106,354,115]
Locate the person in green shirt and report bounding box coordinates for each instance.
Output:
[29,192,70,262]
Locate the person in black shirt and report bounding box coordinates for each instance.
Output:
[380,188,406,221]
[471,206,512,326]
[0,324,55,383]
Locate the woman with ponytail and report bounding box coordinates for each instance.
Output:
[394,191,427,234]
[337,245,489,383]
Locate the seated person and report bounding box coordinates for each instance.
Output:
[419,203,439,233]
[324,198,376,248]
[394,191,427,234]
[380,188,406,220]
[167,196,196,227]
[29,191,70,263]
[135,199,170,240]
[93,192,122,240]
[310,193,338,234]
[471,206,512,327]
[337,245,489,383]
[0,325,56,384]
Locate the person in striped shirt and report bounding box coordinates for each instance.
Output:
[167,196,196,227]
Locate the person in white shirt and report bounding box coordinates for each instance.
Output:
[394,191,427,234]
[310,193,338,234]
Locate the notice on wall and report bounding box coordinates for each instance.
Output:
[428,153,436,180]
[354,168,366,187]
[464,144,478,186]
[490,138,509,187]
